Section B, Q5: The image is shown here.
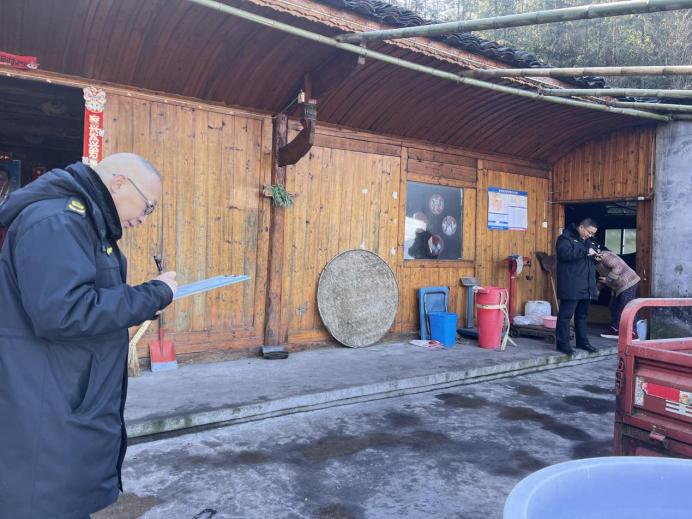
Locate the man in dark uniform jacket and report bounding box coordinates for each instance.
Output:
[555,218,600,354]
[0,153,177,519]
[0,167,9,248]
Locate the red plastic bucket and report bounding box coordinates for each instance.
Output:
[476,287,508,349]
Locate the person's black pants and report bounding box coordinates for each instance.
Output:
[609,284,638,331]
[557,299,590,349]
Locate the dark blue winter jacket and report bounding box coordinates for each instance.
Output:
[555,223,598,301]
[0,163,172,518]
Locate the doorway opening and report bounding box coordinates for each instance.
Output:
[0,75,83,200]
[564,201,638,325]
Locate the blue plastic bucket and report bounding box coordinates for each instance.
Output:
[504,456,692,519]
[428,312,457,347]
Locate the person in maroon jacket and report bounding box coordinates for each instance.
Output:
[596,250,641,338]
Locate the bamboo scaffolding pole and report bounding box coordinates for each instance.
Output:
[541,87,692,98]
[184,0,670,122]
[610,101,692,112]
[461,65,692,79]
[336,0,692,43]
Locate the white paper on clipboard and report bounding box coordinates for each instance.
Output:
[172,275,251,301]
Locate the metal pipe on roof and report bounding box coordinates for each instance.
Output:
[184,0,670,122]
[336,0,692,43]
[541,87,692,98]
[610,101,692,113]
[461,65,692,79]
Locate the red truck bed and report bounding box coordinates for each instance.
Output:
[614,298,692,457]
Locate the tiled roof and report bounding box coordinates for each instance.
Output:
[320,0,607,88]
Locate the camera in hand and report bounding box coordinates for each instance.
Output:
[587,238,602,261]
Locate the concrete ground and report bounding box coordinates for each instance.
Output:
[97,357,617,519]
[125,332,616,439]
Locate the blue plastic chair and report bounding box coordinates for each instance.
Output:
[418,286,449,340]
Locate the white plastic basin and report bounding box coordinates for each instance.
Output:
[504,456,692,519]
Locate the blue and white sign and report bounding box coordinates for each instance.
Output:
[488,187,528,230]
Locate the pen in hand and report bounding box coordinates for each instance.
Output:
[154,254,163,274]
[152,254,178,298]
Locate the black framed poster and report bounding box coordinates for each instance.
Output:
[404,181,463,260]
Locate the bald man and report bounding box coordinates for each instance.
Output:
[0,155,177,519]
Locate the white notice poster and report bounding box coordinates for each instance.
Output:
[487,187,528,231]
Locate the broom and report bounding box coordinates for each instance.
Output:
[127,320,154,377]
[535,251,559,312]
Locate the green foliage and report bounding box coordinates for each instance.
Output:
[390,0,692,89]
[269,184,294,208]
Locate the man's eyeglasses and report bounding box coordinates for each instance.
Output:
[125,177,157,216]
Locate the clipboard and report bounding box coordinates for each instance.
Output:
[173,275,250,301]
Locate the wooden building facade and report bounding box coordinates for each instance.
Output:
[0,0,659,363]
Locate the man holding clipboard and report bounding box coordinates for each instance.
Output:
[0,153,177,518]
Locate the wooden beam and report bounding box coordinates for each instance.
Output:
[313,133,401,156]
[263,114,289,348]
[553,195,653,203]
[278,102,317,167]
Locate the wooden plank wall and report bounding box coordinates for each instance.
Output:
[476,166,554,315]
[552,126,656,297]
[3,70,658,358]
[102,91,556,352]
[397,147,478,333]
[281,124,554,344]
[102,91,272,357]
[552,126,655,202]
[281,127,402,344]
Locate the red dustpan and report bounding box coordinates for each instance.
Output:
[149,313,177,372]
